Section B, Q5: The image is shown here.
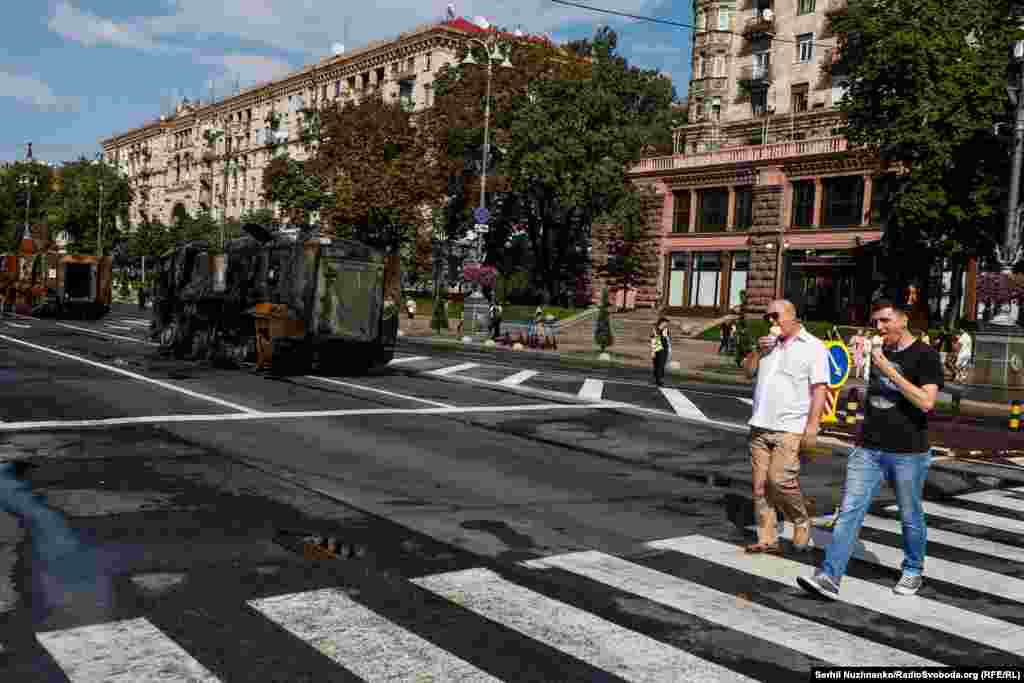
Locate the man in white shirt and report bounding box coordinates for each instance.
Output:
[741,299,829,554]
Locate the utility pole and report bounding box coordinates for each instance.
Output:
[1001,55,1024,276]
[97,178,104,257]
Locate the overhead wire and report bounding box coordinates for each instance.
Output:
[548,0,839,48]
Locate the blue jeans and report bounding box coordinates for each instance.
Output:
[822,447,932,584]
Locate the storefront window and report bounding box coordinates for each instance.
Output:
[729,251,750,309]
[791,180,815,228]
[871,174,897,225]
[668,252,688,307]
[689,251,722,307]
[698,189,729,232]
[823,175,865,227]
[734,186,753,230]
[672,191,691,233]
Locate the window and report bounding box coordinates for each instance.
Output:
[753,50,770,79]
[425,51,432,70]
[668,252,688,307]
[321,84,327,100]
[672,191,691,232]
[710,96,721,121]
[713,54,726,77]
[734,186,754,230]
[729,252,750,309]
[831,76,850,106]
[335,80,341,97]
[871,174,897,225]
[698,189,729,232]
[798,0,816,14]
[791,83,809,113]
[823,176,865,227]
[751,87,768,117]
[695,10,705,30]
[718,7,731,30]
[797,33,814,62]
[791,180,815,227]
[698,52,707,78]
[689,252,722,307]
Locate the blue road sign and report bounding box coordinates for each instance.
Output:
[474,207,490,224]
[825,341,851,389]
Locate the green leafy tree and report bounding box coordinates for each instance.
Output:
[50,158,132,256]
[0,161,57,252]
[829,0,1021,299]
[594,286,613,352]
[594,184,660,308]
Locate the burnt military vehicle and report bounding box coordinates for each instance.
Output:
[151,224,398,374]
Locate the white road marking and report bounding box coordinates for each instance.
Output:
[769,524,1024,603]
[659,388,707,420]
[522,551,936,668]
[737,397,753,406]
[387,355,429,365]
[883,502,1024,536]
[852,513,1024,565]
[37,617,222,683]
[650,535,1024,657]
[414,567,758,682]
[578,378,604,401]
[105,325,132,331]
[250,588,499,683]
[956,486,1024,515]
[0,334,257,413]
[3,322,30,329]
[305,376,454,408]
[56,322,157,346]
[498,369,538,386]
[0,403,624,433]
[427,362,480,377]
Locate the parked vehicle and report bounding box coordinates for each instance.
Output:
[150,224,398,374]
[11,255,113,320]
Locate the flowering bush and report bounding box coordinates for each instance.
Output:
[976,272,1024,306]
[462,264,498,289]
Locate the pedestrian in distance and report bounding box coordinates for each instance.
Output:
[850,328,867,381]
[741,299,829,555]
[489,302,503,339]
[650,317,671,387]
[798,299,943,600]
[719,321,733,355]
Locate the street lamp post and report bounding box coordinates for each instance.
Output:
[18,174,38,242]
[460,34,513,337]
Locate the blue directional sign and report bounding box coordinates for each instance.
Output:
[474,207,490,224]
[825,340,851,389]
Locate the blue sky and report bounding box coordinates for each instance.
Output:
[1,1,693,165]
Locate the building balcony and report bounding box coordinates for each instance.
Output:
[629,135,848,174]
[742,13,775,39]
[738,63,773,87]
[690,77,729,96]
[393,65,417,81]
[694,30,733,50]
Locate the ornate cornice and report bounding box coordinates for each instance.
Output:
[665,166,758,189]
[783,150,878,177]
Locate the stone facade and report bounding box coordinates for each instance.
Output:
[591,183,665,309]
[100,18,491,229]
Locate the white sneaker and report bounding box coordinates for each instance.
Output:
[893,573,923,595]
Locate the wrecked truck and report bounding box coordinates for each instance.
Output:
[151,224,398,374]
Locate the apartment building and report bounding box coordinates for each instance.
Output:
[617,0,911,322]
[100,18,488,229]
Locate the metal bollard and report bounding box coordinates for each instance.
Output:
[1011,400,1021,432]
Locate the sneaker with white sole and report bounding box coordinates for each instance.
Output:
[893,573,923,595]
[797,572,839,600]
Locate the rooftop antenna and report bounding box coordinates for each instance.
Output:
[446,3,456,21]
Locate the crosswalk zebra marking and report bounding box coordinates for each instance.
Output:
[36,617,222,682]
[770,524,1024,604]
[414,567,758,682]
[578,378,604,401]
[427,362,480,377]
[105,325,131,331]
[883,501,1024,536]
[651,535,1024,657]
[387,355,429,365]
[3,322,30,329]
[737,397,753,406]
[498,369,538,386]
[249,588,500,682]
[659,388,707,420]
[856,513,1024,565]
[956,486,1024,515]
[523,551,938,668]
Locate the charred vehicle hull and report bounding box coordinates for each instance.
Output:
[151,231,398,374]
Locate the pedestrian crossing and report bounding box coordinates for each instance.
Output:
[387,354,752,426]
[25,491,1024,681]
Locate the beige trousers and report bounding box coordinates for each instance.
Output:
[749,427,810,544]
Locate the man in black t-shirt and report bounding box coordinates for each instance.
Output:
[799,299,943,600]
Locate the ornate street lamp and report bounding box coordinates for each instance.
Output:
[18,174,39,244]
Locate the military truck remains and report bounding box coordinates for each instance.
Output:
[151,224,398,374]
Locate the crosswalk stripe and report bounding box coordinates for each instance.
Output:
[37,617,222,682]
[105,325,131,331]
[883,501,1024,536]
[413,567,758,681]
[249,588,500,682]
[770,524,1024,603]
[498,369,538,386]
[387,355,429,365]
[523,551,937,668]
[659,388,707,420]
[578,378,604,401]
[650,535,1024,657]
[3,322,30,329]
[850,514,1024,566]
[427,362,480,376]
[737,397,753,406]
[956,486,1024,515]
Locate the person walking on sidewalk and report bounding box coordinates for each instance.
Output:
[651,317,670,387]
[741,300,829,554]
[798,299,943,600]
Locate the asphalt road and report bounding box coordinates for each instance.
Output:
[1,307,1023,681]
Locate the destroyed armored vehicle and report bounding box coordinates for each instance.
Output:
[151,224,398,374]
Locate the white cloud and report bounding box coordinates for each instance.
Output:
[196,54,296,90]
[48,1,185,53]
[0,71,80,112]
